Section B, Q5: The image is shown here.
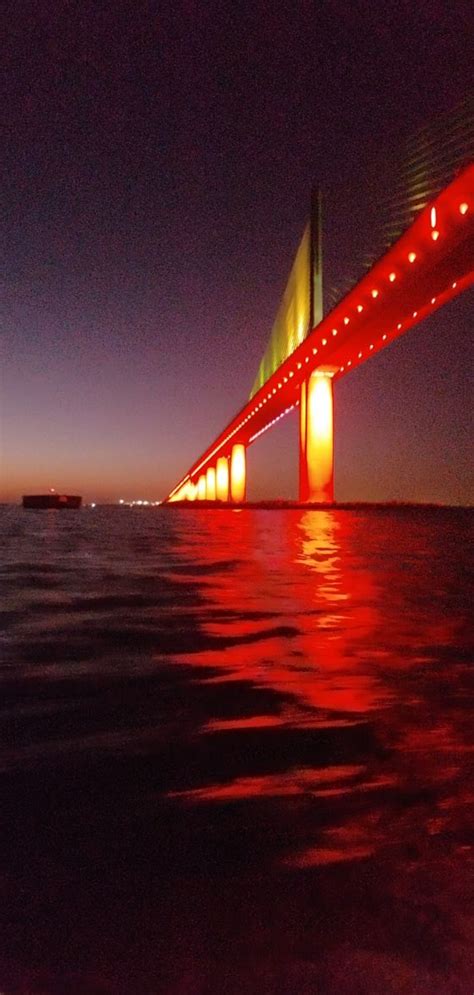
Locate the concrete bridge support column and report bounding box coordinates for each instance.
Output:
[206,466,216,501]
[299,371,335,503]
[230,444,246,503]
[216,456,229,501]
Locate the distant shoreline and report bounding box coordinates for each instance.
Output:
[2,500,472,511]
[159,500,473,511]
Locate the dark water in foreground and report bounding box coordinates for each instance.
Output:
[1,506,473,994]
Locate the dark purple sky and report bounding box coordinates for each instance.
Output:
[2,1,473,503]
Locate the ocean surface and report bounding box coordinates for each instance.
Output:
[1,505,473,994]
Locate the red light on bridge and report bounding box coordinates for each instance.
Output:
[459,202,468,215]
[357,305,363,312]
[413,311,418,317]
[408,252,416,263]
[332,328,338,335]
[431,207,437,228]
[369,344,374,350]
[358,352,362,359]
[452,281,457,289]
[431,297,436,304]
[312,347,318,354]
[344,316,350,324]
[431,230,439,241]
[371,289,378,298]
[322,338,327,345]
[389,272,396,282]
[382,334,387,340]
[289,371,294,378]
[297,362,302,370]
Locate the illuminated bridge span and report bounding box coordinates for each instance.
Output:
[167,163,474,504]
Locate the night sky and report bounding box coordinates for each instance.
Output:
[2,1,473,504]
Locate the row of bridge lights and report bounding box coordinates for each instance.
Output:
[249,403,296,443]
[169,199,469,498]
[339,278,460,372]
[242,199,470,404]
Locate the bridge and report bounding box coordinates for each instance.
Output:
[166,161,473,504]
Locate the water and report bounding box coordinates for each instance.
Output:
[1,505,473,994]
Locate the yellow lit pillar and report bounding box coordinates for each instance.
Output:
[197,475,206,500]
[206,466,216,501]
[216,456,229,501]
[299,371,334,503]
[299,378,308,501]
[230,444,246,502]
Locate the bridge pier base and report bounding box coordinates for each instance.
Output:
[216,456,229,501]
[206,466,216,501]
[230,444,246,502]
[299,370,335,503]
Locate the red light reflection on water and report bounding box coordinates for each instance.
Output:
[160,507,472,879]
[166,509,386,716]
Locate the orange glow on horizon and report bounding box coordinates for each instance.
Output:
[230,444,246,502]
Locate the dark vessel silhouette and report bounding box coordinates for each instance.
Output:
[22,494,82,509]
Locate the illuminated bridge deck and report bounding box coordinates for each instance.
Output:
[168,164,473,501]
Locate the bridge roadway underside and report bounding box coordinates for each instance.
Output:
[167,164,474,502]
